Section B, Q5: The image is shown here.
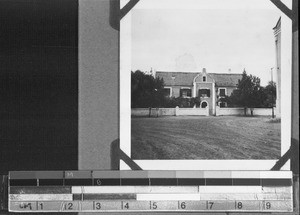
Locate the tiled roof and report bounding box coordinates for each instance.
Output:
[155,71,196,86]
[210,73,242,87]
[156,71,242,87]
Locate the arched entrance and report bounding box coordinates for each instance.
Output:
[200,101,208,108]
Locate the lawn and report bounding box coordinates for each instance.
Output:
[131,116,281,160]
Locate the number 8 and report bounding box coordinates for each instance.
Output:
[237,202,242,209]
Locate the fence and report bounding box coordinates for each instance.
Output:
[131,107,208,117]
[131,108,175,117]
[132,107,276,117]
[175,107,209,116]
[215,107,276,116]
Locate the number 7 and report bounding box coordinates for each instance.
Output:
[207,201,214,209]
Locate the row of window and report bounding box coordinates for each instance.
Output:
[163,88,227,98]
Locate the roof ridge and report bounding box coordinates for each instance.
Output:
[156,71,200,74]
[210,73,242,75]
[156,71,242,75]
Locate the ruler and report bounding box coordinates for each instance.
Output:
[8,170,293,212]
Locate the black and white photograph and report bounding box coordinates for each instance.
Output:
[119,0,294,170]
[0,0,299,213]
[130,1,282,160]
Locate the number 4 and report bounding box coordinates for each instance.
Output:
[123,202,129,209]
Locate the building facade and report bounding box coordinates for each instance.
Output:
[273,17,281,118]
[156,68,242,115]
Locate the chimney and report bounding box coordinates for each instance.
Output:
[202,68,206,73]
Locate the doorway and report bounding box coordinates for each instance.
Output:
[201,101,208,108]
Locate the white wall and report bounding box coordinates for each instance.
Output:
[216,107,276,116]
[132,108,208,116]
[176,107,209,116]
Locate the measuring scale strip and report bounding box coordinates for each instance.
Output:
[9,200,293,212]
[9,192,292,202]
[8,171,294,212]
[9,178,292,186]
[9,170,293,186]
[9,185,292,195]
[9,170,293,179]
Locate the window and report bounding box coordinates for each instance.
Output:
[232,89,239,96]
[199,89,210,98]
[203,76,206,82]
[163,88,171,97]
[180,88,191,98]
[219,102,227,108]
[219,88,226,97]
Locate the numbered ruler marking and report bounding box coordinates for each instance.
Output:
[178,201,206,210]
[9,200,293,212]
[205,200,236,210]
[121,201,152,210]
[262,200,293,212]
[82,201,120,211]
[37,201,63,211]
[234,200,261,211]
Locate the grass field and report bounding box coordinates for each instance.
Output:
[131,116,281,160]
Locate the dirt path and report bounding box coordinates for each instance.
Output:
[131,116,281,159]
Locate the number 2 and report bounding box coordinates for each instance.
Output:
[64,202,73,210]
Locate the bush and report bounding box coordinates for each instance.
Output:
[163,97,200,108]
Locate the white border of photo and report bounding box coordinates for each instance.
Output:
[120,0,292,170]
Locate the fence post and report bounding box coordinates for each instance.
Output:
[175,106,179,116]
[250,107,254,116]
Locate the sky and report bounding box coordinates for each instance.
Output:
[130,0,282,86]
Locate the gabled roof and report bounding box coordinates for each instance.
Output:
[156,71,242,87]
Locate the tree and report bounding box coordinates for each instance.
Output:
[225,79,277,110]
[131,70,165,108]
[227,69,262,115]
[263,81,276,108]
